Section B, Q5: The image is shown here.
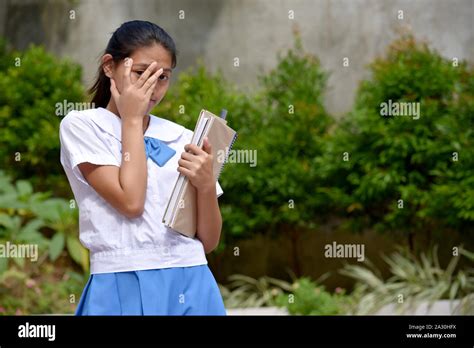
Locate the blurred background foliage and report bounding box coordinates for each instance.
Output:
[0,40,85,196]
[315,34,474,249]
[161,33,333,243]
[0,32,472,314]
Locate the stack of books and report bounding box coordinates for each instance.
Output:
[163,109,237,238]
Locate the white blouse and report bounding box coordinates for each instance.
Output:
[59,107,223,274]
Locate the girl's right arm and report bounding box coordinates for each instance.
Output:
[78,119,145,219]
[78,59,162,219]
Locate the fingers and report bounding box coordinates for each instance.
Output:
[142,68,163,93]
[123,57,133,86]
[180,151,196,161]
[178,157,195,170]
[178,149,209,171]
[177,166,194,179]
[184,143,207,156]
[110,78,120,101]
[202,137,212,155]
[178,144,213,183]
[135,61,158,88]
[144,78,158,100]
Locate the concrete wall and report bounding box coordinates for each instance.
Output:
[1,0,473,114]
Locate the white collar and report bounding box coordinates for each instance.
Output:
[89,107,185,142]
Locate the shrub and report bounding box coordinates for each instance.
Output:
[0,43,85,195]
[0,262,86,315]
[241,32,332,232]
[315,34,474,245]
[340,246,474,315]
[218,273,349,314]
[275,277,349,315]
[0,171,88,274]
[218,274,293,308]
[156,62,259,244]
[158,33,332,244]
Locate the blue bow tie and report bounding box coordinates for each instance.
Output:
[144,136,176,167]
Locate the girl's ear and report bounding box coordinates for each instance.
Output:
[102,54,115,78]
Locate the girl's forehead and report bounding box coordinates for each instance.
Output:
[130,44,173,70]
[132,62,172,73]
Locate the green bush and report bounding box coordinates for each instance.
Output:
[249,34,332,231]
[0,171,88,274]
[340,246,474,315]
[156,63,260,245]
[158,62,257,136]
[218,273,349,314]
[275,277,349,315]
[315,34,474,244]
[158,34,332,244]
[218,274,293,308]
[0,43,85,195]
[0,171,89,314]
[0,262,86,315]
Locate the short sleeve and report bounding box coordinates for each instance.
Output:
[59,111,120,186]
[216,181,224,198]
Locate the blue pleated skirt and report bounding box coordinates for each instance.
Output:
[75,264,226,315]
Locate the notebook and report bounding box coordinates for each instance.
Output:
[162,109,237,238]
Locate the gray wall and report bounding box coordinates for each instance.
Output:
[1,0,473,115]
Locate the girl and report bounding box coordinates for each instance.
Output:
[59,20,226,315]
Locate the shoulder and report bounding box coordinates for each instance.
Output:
[59,109,113,147]
[59,109,96,133]
[147,114,193,143]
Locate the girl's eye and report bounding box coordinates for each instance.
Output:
[134,71,169,80]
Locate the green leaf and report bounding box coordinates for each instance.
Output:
[66,235,88,272]
[16,180,33,197]
[0,257,8,275]
[19,219,44,238]
[12,256,24,268]
[49,233,65,261]
[31,198,64,222]
[66,236,82,265]
[460,248,474,262]
[0,213,13,229]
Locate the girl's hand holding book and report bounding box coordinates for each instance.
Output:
[178,137,216,194]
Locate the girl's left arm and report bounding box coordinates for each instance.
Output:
[196,182,222,254]
[177,138,222,253]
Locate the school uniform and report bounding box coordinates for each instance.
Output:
[59,107,226,315]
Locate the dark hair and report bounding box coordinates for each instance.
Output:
[89,20,177,108]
